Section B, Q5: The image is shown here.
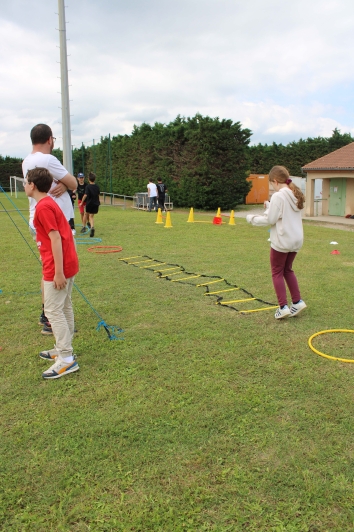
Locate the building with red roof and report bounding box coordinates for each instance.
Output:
[302,143,354,217]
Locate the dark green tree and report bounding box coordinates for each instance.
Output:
[78,114,252,209]
[248,129,354,176]
[0,156,23,190]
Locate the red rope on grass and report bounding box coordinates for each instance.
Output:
[87,246,123,254]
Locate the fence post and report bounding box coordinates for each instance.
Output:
[109,133,112,196]
[81,142,85,174]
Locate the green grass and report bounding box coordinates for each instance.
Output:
[1,192,354,531]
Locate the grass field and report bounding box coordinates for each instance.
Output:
[1,192,354,531]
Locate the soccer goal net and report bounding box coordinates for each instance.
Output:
[9,176,25,198]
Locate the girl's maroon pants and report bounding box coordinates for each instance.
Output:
[270,248,301,307]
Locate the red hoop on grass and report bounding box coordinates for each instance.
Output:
[87,246,123,254]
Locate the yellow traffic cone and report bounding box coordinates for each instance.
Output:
[187,207,194,223]
[164,211,173,228]
[229,210,236,225]
[155,208,163,224]
[216,207,221,218]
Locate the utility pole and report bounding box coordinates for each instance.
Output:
[81,142,85,174]
[58,0,73,173]
[93,139,96,173]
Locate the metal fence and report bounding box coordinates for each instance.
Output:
[100,192,134,209]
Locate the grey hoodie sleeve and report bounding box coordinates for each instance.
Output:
[246,209,270,226]
[246,194,284,227]
[267,195,282,225]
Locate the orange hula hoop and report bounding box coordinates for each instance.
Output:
[87,246,123,254]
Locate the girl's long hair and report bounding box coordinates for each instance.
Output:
[269,165,305,210]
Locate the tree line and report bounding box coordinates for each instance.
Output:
[248,128,354,177]
[1,116,353,209]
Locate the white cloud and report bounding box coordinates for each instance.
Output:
[1,0,354,157]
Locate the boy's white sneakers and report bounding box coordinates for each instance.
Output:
[289,300,307,317]
[42,358,79,379]
[275,305,291,319]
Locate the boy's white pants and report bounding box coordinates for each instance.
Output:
[43,276,75,360]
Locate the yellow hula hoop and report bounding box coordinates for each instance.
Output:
[308,329,354,363]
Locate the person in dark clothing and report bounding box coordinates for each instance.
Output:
[156,178,168,212]
[81,172,100,237]
[76,173,88,228]
[67,190,76,233]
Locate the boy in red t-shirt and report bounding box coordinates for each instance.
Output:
[25,167,80,379]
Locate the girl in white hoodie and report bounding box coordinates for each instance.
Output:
[246,165,307,319]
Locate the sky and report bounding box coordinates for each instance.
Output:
[1,0,354,158]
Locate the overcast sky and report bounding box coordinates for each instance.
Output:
[1,0,354,158]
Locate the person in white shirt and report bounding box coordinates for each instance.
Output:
[246,165,307,320]
[147,178,158,212]
[22,124,76,233]
[22,123,78,334]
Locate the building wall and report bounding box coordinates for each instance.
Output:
[305,170,354,216]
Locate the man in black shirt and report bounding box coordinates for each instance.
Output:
[81,172,100,237]
[77,173,88,229]
[156,178,168,212]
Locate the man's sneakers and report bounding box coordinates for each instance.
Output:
[40,347,77,362]
[90,227,95,237]
[80,226,87,233]
[289,300,307,317]
[274,305,291,319]
[41,323,53,335]
[39,314,53,335]
[39,347,58,360]
[38,314,50,326]
[42,358,79,379]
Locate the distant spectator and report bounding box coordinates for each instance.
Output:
[156,177,168,212]
[147,178,158,212]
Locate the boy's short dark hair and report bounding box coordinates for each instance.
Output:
[27,167,53,193]
[88,172,96,182]
[157,178,162,182]
[30,124,52,145]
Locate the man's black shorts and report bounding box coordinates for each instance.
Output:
[86,205,99,214]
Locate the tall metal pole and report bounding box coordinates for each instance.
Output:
[109,134,112,195]
[93,139,96,174]
[81,142,85,174]
[105,137,109,191]
[58,0,73,174]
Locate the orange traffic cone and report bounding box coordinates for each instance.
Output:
[229,210,235,225]
[187,207,194,223]
[164,211,173,228]
[155,208,163,224]
[216,207,221,218]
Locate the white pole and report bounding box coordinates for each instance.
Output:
[58,0,73,174]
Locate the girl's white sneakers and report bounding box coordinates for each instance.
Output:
[289,300,307,317]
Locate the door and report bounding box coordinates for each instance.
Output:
[246,175,269,204]
[329,179,346,216]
